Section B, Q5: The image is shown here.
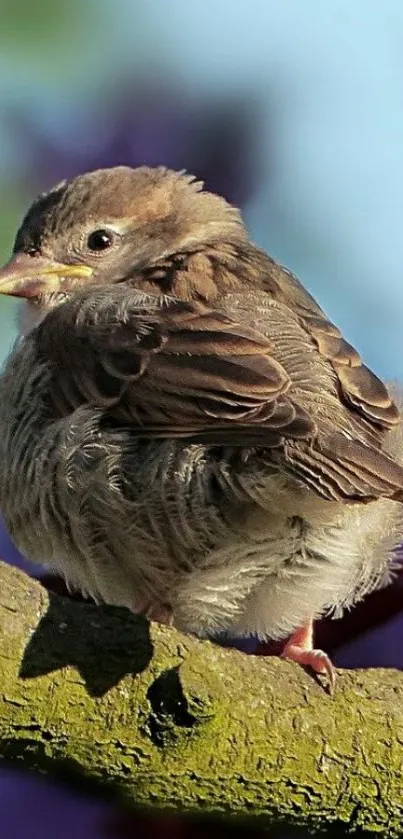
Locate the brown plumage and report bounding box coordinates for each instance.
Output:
[0,165,402,690]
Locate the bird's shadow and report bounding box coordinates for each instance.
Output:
[19,591,153,697]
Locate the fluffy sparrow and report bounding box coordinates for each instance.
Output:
[0,165,402,690]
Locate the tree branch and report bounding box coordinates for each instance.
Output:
[0,560,402,837]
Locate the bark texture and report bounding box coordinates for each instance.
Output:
[0,560,402,837]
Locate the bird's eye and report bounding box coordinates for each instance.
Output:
[86,229,115,252]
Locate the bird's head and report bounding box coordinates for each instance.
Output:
[0,165,246,332]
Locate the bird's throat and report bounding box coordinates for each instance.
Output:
[17,293,69,336]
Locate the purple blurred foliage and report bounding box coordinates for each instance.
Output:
[0,514,43,577]
[0,770,112,839]
[334,610,403,670]
[7,81,261,208]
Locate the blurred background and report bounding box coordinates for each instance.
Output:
[1,0,403,378]
[1,0,403,836]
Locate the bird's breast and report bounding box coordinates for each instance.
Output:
[0,343,232,604]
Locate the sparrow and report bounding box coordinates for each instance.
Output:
[0,165,402,691]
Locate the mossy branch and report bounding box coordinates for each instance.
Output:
[0,560,402,837]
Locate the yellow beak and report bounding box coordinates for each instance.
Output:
[0,253,93,298]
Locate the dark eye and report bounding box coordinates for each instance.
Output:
[86,229,114,252]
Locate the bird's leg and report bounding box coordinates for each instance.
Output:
[281,620,336,693]
[133,597,174,626]
[145,602,174,626]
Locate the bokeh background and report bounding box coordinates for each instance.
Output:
[1,1,403,837]
[1,0,403,377]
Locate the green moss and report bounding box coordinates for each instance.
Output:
[0,562,403,836]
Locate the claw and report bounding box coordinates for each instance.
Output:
[281,621,336,693]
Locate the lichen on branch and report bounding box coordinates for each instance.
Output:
[0,561,402,837]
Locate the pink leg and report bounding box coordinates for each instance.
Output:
[133,597,173,626]
[281,620,336,693]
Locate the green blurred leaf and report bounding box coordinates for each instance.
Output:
[0,186,26,260]
[0,182,30,364]
[0,0,81,45]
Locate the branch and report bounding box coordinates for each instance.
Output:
[0,560,402,837]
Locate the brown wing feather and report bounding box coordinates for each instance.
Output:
[141,244,400,433]
[131,244,403,501]
[258,257,400,430]
[234,254,403,499]
[274,434,403,503]
[35,251,403,503]
[35,287,315,446]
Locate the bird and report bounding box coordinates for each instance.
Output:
[0,164,402,692]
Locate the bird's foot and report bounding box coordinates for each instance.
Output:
[133,598,174,626]
[281,622,336,694]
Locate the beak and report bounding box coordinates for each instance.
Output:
[0,253,93,298]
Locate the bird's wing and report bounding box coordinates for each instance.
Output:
[217,250,403,501]
[35,288,314,447]
[35,285,403,502]
[259,255,400,431]
[140,243,400,434]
